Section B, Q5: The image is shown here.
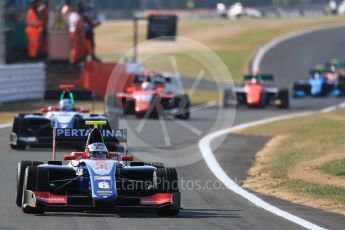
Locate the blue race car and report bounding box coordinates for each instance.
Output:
[16,121,180,216]
[293,69,345,97]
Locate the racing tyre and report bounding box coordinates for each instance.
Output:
[337,83,345,97]
[155,168,180,216]
[22,166,47,214]
[16,161,43,207]
[10,143,26,150]
[155,168,179,193]
[277,89,290,109]
[293,84,310,98]
[223,88,239,108]
[176,96,190,120]
[10,118,26,150]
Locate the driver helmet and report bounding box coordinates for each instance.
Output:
[87,142,108,159]
[313,72,321,79]
[59,98,73,111]
[251,77,258,84]
[141,75,153,90]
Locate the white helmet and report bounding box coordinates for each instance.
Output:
[87,142,108,159]
[59,99,73,111]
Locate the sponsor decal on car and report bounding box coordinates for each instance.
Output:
[55,128,127,139]
[94,176,111,180]
[98,181,110,189]
[34,192,67,204]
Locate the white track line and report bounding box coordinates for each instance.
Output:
[252,24,345,72]
[0,123,11,129]
[199,111,327,230]
[199,24,345,230]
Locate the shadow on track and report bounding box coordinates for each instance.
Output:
[36,208,243,219]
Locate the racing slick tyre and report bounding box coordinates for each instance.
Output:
[10,117,27,150]
[176,95,190,120]
[22,166,48,214]
[155,168,180,216]
[223,89,234,108]
[277,89,290,109]
[10,143,26,150]
[321,83,333,97]
[337,83,345,97]
[16,161,43,207]
[292,84,310,98]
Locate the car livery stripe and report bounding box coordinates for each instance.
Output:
[140,193,173,205]
[34,192,67,204]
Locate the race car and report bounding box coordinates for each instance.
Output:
[16,121,180,216]
[108,72,190,119]
[293,69,345,97]
[223,74,289,108]
[10,84,110,150]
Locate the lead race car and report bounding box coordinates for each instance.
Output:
[223,73,289,108]
[109,71,190,119]
[17,121,181,215]
[10,84,110,150]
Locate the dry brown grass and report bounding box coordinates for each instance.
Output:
[242,109,345,215]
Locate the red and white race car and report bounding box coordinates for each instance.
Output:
[114,72,190,119]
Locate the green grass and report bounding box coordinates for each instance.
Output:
[319,159,345,177]
[242,109,345,206]
[282,180,345,204]
[187,89,220,105]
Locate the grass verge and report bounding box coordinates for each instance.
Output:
[241,109,345,215]
[96,17,345,81]
[318,159,345,177]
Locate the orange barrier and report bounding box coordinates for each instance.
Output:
[80,62,132,99]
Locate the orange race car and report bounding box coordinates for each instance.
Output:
[223,74,289,109]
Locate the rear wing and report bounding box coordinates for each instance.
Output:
[310,69,325,75]
[244,74,274,82]
[54,128,127,143]
[44,90,94,101]
[44,84,94,101]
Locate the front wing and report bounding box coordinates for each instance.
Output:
[23,190,180,212]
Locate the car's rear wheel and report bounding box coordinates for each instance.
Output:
[277,89,290,109]
[10,118,27,150]
[11,143,26,150]
[176,96,190,120]
[16,161,43,207]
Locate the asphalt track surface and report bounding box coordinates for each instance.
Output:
[1,26,345,230]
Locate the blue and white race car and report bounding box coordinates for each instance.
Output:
[10,85,109,149]
[16,123,180,216]
[293,69,345,97]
